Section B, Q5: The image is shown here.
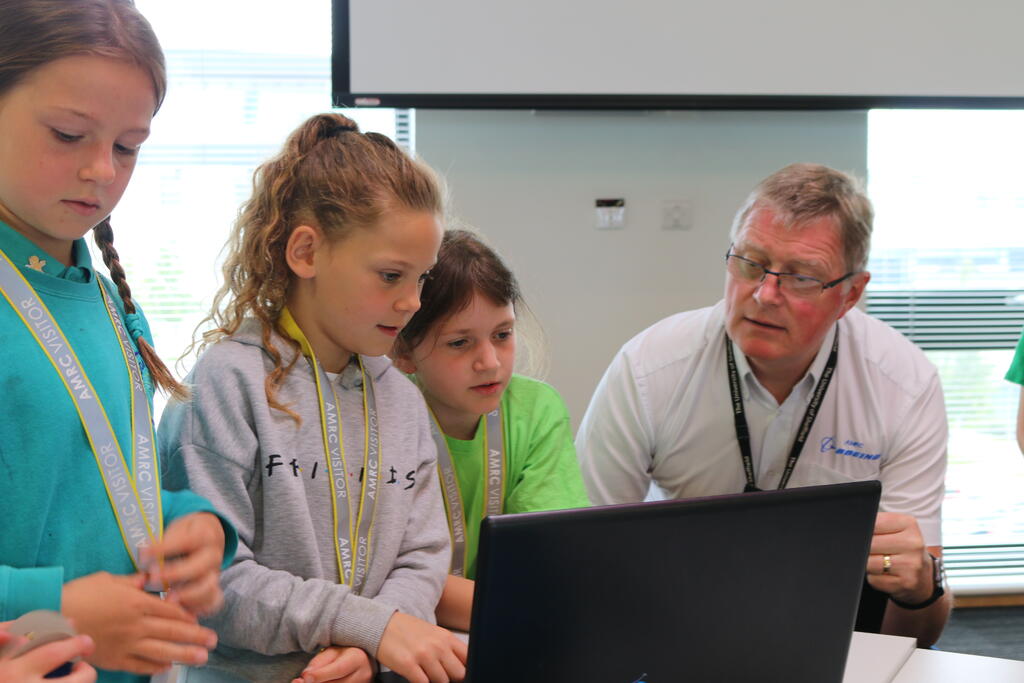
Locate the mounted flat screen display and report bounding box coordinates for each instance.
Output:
[333,0,1024,109]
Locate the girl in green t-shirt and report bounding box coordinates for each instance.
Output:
[393,229,590,631]
[1006,330,1024,454]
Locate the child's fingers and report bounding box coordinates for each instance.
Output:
[169,572,224,617]
[302,647,348,682]
[304,646,343,672]
[20,635,94,673]
[336,672,372,683]
[450,633,468,664]
[143,532,193,565]
[121,572,149,590]
[129,615,218,669]
[303,647,369,683]
[440,645,466,681]
[420,657,450,683]
[0,629,20,648]
[146,529,203,565]
[145,513,223,566]
[138,616,217,653]
[319,671,371,683]
[137,591,201,624]
[154,545,220,589]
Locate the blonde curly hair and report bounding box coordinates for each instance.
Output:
[196,112,445,415]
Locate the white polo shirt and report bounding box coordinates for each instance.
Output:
[576,300,947,546]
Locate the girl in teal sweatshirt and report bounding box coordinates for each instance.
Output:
[0,2,236,681]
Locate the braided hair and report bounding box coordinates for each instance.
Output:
[93,219,187,400]
[0,0,183,398]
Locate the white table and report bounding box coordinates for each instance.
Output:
[893,647,1024,681]
[378,631,1024,682]
[844,631,1024,683]
[843,632,916,682]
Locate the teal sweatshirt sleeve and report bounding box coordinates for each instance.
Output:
[0,493,239,624]
[0,566,64,621]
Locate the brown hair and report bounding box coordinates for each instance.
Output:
[0,0,166,108]
[394,229,521,358]
[199,112,445,415]
[731,163,873,273]
[0,0,183,399]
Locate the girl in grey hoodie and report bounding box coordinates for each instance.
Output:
[158,112,465,683]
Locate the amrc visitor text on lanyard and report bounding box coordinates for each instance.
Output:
[429,409,505,577]
[0,249,161,569]
[280,308,380,594]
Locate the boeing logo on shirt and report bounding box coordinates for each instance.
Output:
[820,436,881,461]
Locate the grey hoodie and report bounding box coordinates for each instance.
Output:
[158,321,449,682]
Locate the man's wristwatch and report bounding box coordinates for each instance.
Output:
[890,553,946,610]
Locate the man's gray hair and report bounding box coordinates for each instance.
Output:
[730,163,873,273]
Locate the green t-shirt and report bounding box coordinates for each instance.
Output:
[437,375,590,579]
[1007,330,1024,385]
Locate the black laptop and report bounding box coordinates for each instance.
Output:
[463,481,880,683]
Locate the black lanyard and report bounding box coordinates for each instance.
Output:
[725,328,839,492]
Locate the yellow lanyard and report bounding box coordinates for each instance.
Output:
[0,248,161,569]
[429,407,505,576]
[280,308,380,593]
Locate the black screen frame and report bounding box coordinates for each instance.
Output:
[331,0,1024,111]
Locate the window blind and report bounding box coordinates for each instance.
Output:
[945,545,1024,595]
[868,109,1024,589]
[866,290,1024,350]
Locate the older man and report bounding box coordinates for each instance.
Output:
[577,163,950,646]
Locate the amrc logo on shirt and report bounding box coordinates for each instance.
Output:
[820,436,881,461]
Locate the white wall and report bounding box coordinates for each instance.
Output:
[416,109,868,428]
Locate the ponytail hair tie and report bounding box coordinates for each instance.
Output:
[123,312,155,393]
[124,312,147,344]
[327,122,359,139]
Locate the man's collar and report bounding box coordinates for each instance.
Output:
[733,322,840,405]
[803,323,839,387]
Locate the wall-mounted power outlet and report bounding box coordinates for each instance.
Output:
[662,199,692,230]
[596,198,625,230]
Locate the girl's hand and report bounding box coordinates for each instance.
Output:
[293,645,373,683]
[377,612,466,683]
[62,572,217,675]
[0,629,97,682]
[144,512,226,616]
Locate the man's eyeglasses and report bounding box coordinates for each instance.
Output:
[724,250,855,298]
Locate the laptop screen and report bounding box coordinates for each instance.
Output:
[466,481,881,683]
